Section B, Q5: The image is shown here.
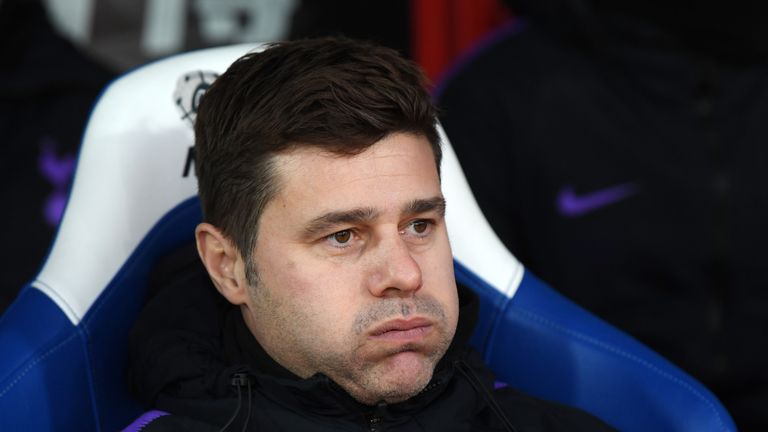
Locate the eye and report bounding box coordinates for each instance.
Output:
[412,220,429,234]
[402,219,433,238]
[333,230,351,243]
[326,229,354,248]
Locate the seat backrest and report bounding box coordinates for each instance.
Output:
[0,44,253,431]
[0,44,737,432]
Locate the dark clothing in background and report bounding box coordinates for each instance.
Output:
[0,1,114,312]
[126,245,613,431]
[437,2,768,429]
[0,0,409,315]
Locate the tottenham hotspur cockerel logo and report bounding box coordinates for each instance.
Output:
[173,70,219,126]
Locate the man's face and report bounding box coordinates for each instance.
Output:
[241,132,458,405]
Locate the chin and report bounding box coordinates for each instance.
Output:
[381,379,431,404]
[370,351,437,404]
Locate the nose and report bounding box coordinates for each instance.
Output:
[367,235,423,298]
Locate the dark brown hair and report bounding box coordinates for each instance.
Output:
[194,37,440,280]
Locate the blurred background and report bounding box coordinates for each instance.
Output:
[0,0,509,312]
[1,0,766,430]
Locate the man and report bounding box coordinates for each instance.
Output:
[127,37,612,431]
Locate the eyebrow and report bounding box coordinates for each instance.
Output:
[302,207,381,239]
[301,196,446,240]
[402,196,446,218]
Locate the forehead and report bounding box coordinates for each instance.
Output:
[267,133,441,219]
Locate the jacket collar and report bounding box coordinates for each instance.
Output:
[226,283,481,418]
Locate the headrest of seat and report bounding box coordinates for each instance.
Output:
[440,128,523,297]
[31,42,523,325]
[32,44,258,324]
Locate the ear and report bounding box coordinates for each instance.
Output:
[195,222,250,305]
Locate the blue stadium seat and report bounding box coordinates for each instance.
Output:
[0,44,737,432]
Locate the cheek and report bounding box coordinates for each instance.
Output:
[261,254,364,329]
[419,231,455,277]
[419,237,459,317]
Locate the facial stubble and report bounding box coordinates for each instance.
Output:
[245,276,456,405]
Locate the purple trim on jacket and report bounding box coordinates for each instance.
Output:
[122,410,169,432]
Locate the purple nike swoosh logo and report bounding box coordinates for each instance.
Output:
[557,182,636,217]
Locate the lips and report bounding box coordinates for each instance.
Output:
[369,318,433,341]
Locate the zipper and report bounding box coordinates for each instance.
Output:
[367,401,387,432]
[368,414,382,432]
[363,378,445,431]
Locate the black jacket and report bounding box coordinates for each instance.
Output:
[126,244,613,431]
[436,2,768,429]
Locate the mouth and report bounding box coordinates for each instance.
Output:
[369,317,433,342]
